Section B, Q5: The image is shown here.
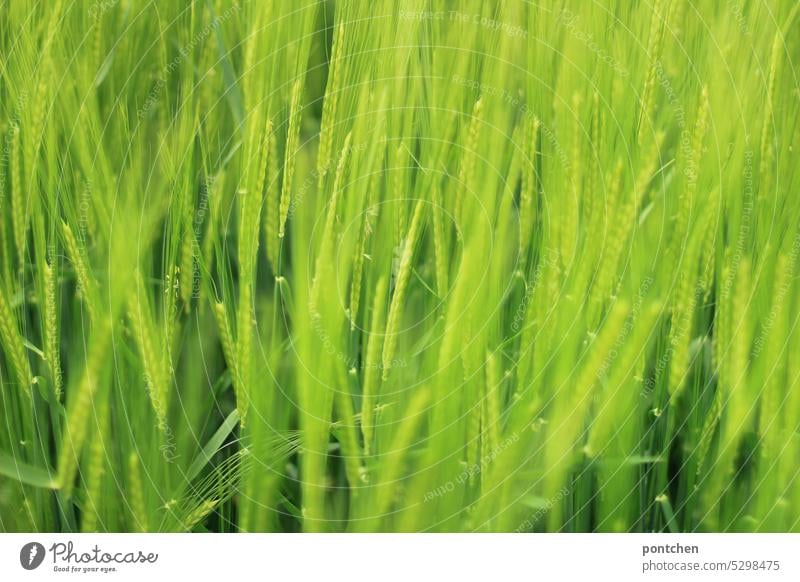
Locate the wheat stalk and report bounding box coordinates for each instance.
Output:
[57,318,111,497]
[127,453,149,532]
[212,301,240,417]
[278,79,303,238]
[0,278,32,396]
[519,115,540,261]
[310,131,352,313]
[10,125,25,267]
[317,23,345,188]
[431,186,448,297]
[61,221,97,323]
[127,274,168,427]
[44,261,62,400]
[758,33,781,201]
[360,276,388,456]
[81,400,109,532]
[382,197,425,379]
[638,0,667,143]
[264,127,281,272]
[455,98,483,225]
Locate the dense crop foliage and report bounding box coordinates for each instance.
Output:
[0,0,799,533]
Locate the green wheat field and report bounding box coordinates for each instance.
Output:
[0,0,798,533]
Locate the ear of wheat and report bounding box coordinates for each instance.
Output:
[382,197,426,380]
